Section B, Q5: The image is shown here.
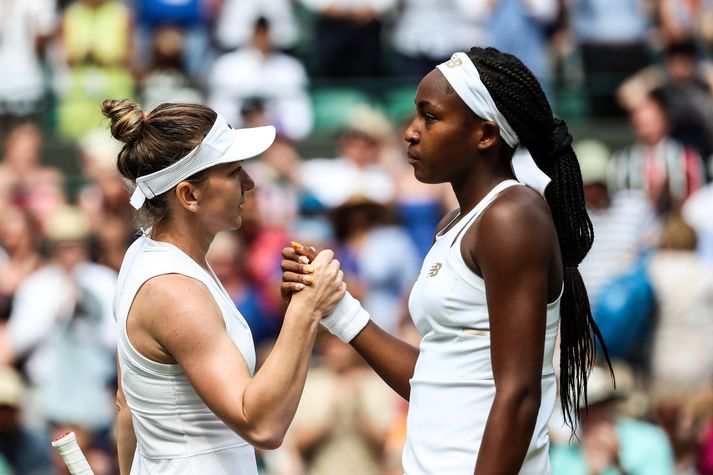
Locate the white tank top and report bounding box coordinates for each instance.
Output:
[403,180,561,475]
[114,234,258,474]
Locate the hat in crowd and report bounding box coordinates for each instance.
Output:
[583,362,634,407]
[574,139,610,185]
[44,206,92,243]
[0,366,25,408]
[78,128,123,175]
[344,105,394,143]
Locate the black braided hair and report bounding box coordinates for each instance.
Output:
[466,47,613,429]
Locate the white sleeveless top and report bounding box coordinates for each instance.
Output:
[114,234,258,475]
[403,180,561,475]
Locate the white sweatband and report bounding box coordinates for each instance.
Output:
[321,291,370,343]
[129,114,276,209]
[436,52,552,196]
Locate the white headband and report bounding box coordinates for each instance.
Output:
[436,52,551,196]
[129,114,276,209]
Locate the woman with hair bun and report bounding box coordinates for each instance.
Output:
[282,47,612,474]
[104,99,346,474]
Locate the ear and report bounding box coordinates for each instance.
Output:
[175,181,201,213]
[477,121,500,150]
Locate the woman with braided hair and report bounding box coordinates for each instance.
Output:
[282,46,611,474]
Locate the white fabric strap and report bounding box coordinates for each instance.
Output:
[436,52,552,196]
[129,114,276,209]
[321,291,370,343]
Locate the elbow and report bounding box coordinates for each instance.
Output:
[244,427,285,450]
[495,382,542,415]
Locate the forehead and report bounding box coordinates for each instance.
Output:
[416,70,469,113]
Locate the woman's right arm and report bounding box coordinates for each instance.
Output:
[130,250,344,449]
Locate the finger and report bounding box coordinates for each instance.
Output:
[291,241,318,261]
[281,282,305,293]
[281,246,301,261]
[280,259,314,274]
[283,271,315,285]
[312,249,335,266]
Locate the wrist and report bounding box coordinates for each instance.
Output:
[321,291,370,343]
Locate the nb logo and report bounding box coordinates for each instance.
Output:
[428,262,442,277]
[444,56,463,68]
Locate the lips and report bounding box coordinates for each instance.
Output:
[407,151,420,161]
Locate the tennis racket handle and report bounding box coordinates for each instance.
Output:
[51,432,95,475]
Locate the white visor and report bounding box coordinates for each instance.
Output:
[129,114,276,209]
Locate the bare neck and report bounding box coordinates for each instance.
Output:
[151,218,215,271]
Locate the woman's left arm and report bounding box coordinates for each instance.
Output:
[468,193,556,475]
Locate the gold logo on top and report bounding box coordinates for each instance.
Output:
[428,262,443,277]
[445,56,463,68]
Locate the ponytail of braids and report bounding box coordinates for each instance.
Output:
[467,47,613,429]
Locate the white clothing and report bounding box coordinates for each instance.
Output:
[404,180,560,474]
[683,184,713,268]
[216,0,299,50]
[648,251,713,396]
[299,157,395,207]
[0,0,56,109]
[392,0,490,59]
[7,261,117,428]
[299,0,396,15]
[209,47,312,140]
[8,263,117,386]
[114,235,257,474]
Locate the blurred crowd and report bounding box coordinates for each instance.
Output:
[0,0,713,474]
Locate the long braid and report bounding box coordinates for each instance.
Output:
[467,47,613,428]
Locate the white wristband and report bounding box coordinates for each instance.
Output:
[321,291,370,343]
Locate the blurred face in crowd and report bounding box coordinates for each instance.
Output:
[0,208,35,254]
[3,124,42,173]
[665,53,696,86]
[54,241,89,273]
[630,96,669,146]
[340,131,381,167]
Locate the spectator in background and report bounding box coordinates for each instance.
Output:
[299,106,396,209]
[330,197,419,336]
[0,122,65,227]
[209,17,313,141]
[289,332,397,475]
[575,139,657,306]
[0,207,117,439]
[570,0,653,116]
[139,26,204,110]
[0,366,53,475]
[56,0,134,140]
[619,38,713,160]
[392,0,490,78]
[134,0,217,80]
[215,0,299,53]
[0,208,43,322]
[550,364,675,475]
[300,0,396,78]
[488,0,559,94]
[648,215,713,401]
[683,157,713,267]
[0,0,57,128]
[610,88,705,214]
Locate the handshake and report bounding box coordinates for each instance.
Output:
[280,242,369,343]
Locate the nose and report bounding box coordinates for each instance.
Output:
[403,116,419,144]
[240,168,255,193]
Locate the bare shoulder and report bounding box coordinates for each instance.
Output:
[473,185,556,268]
[132,274,224,351]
